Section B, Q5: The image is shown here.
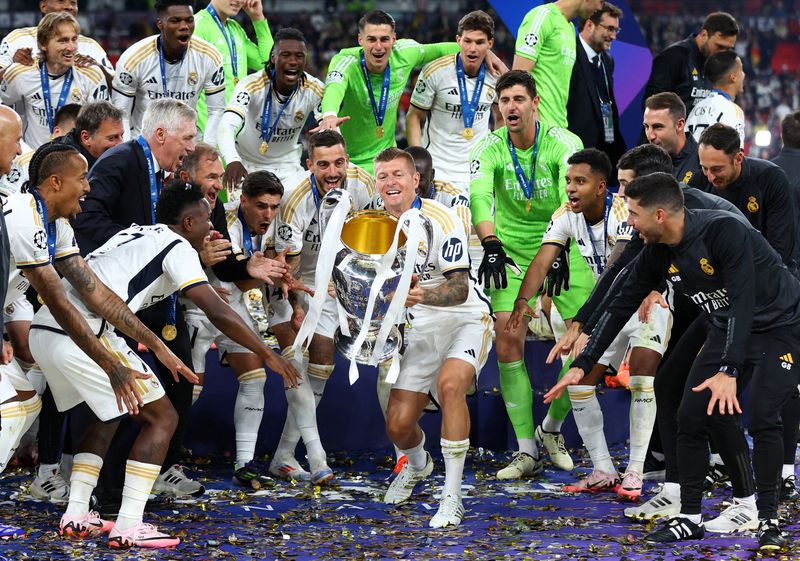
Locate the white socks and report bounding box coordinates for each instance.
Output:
[0,401,27,472]
[115,460,160,532]
[234,368,266,469]
[663,481,680,497]
[65,453,103,516]
[285,373,326,472]
[441,438,469,498]
[783,464,795,478]
[377,362,404,461]
[710,452,724,465]
[541,412,563,434]
[569,385,615,474]
[400,433,428,471]
[628,375,657,475]
[517,438,539,459]
[192,384,203,405]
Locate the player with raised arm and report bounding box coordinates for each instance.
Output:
[219,28,324,189]
[316,10,506,176]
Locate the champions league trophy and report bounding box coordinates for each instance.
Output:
[293,189,433,384]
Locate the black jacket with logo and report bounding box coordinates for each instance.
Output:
[644,34,711,113]
[700,156,797,272]
[574,186,741,329]
[672,133,703,187]
[573,209,800,373]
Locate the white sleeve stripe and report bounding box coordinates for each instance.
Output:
[525,7,550,37]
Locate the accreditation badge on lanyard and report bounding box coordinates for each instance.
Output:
[596,58,614,143]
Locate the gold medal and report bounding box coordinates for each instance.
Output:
[233,76,239,86]
[376,126,384,139]
[162,324,177,341]
[526,199,532,213]
[462,128,474,140]
[259,140,269,155]
[37,294,44,305]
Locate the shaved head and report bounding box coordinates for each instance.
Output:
[0,106,23,176]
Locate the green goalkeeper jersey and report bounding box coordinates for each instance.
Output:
[321,39,460,175]
[469,124,582,263]
[514,3,577,129]
[193,9,273,134]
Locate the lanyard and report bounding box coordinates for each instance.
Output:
[39,62,73,134]
[136,135,161,223]
[583,192,613,275]
[157,36,186,97]
[360,52,391,128]
[237,205,254,254]
[506,122,540,203]
[595,57,612,102]
[713,88,732,102]
[455,54,485,130]
[412,196,422,210]
[206,3,237,80]
[261,71,297,144]
[32,189,56,264]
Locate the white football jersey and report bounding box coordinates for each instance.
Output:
[410,54,497,188]
[0,143,33,195]
[1,191,80,307]
[112,35,225,138]
[542,193,631,277]
[275,165,376,286]
[427,179,482,263]
[181,200,276,318]
[218,70,324,171]
[407,198,491,322]
[0,62,109,148]
[34,224,208,334]
[686,91,745,147]
[0,27,113,73]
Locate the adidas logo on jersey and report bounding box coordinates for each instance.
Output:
[464,349,476,358]
[780,353,794,370]
[31,92,42,101]
[649,335,662,344]
[446,87,458,96]
[145,76,159,85]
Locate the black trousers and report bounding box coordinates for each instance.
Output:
[653,295,703,484]
[676,325,800,519]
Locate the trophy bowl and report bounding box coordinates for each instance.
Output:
[331,210,408,363]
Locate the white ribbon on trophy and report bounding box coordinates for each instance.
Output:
[292,189,353,357]
[344,208,428,385]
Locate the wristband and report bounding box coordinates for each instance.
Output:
[718,365,739,378]
[515,296,530,303]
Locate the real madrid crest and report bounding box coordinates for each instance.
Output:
[188,71,198,86]
[700,258,714,275]
[71,89,81,102]
[294,110,304,123]
[747,196,759,213]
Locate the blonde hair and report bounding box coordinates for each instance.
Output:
[37,12,80,61]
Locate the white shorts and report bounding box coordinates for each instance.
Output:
[241,159,304,189]
[297,292,338,339]
[29,327,165,422]
[0,359,33,400]
[4,297,33,323]
[598,301,672,370]
[394,312,493,403]
[185,299,259,372]
[262,284,294,327]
